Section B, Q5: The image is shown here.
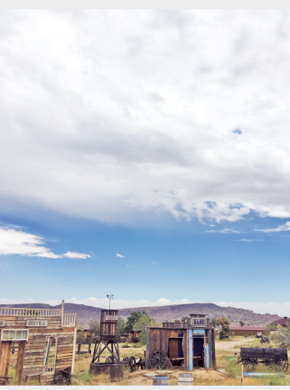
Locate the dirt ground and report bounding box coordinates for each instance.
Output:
[215,337,252,350]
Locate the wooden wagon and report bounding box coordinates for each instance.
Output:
[238,347,288,371]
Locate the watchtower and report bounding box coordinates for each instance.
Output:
[90,310,122,381]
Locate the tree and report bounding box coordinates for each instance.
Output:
[217,317,230,333]
[133,313,159,345]
[239,320,245,327]
[270,325,290,348]
[88,319,100,337]
[124,311,146,332]
[212,318,219,328]
[77,326,85,340]
[264,322,277,336]
[117,317,126,337]
[181,316,189,322]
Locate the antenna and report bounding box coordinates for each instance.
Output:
[106,294,114,310]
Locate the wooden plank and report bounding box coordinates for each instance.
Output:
[168,339,178,359]
[0,341,12,377]
[161,328,167,355]
[16,341,26,384]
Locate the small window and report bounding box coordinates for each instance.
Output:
[1,329,28,341]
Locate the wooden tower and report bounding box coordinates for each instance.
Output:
[91,310,120,365]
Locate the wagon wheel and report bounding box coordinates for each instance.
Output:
[244,357,258,371]
[149,351,167,370]
[121,357,129,370]
[128,356,136,372]
[282,359,289,372]
[105,354,118,363]
[270,357,289,372]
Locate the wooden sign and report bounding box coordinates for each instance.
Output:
[191,318,206,327]
[105,315,117,321]
[26,320,48,327]
[0,319,6,327]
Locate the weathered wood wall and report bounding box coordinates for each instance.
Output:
[0,312,76,385]
[146,326,216,370]
[146,327,189,368]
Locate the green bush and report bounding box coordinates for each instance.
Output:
[78,371,92,383]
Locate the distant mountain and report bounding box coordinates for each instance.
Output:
[1,302,280,328]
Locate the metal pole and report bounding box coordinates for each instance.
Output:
[241,364,244,385]
[106,295,114,310]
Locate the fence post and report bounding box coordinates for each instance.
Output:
[241,364,244,385]
[61,300,64,328]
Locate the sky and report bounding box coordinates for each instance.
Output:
[1,9,290,317]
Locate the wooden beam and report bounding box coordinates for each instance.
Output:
[16,341,26,384]
[0,341,12,377]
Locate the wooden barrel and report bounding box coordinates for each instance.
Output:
[153,375,169,386]
[178,373,194,386]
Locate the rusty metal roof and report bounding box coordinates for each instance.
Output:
[229,326,265,331]
[271,317,290,326]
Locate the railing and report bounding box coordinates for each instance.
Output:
[63,312,77,326]
[163,322,189,329]
[0,307,61,317]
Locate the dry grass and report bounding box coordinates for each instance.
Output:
[6,338,290,386]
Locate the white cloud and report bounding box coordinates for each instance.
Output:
[86,297,98,301]
[236,238,264,242]
[1,11,290,225]
[116,253,125,258]
[63,251,90,259]
[0,227,90,259]
[157,298,170,303]
[206,228,240,234]
[255,221,290,233]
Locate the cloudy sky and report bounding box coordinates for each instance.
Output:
[1,9,290,316]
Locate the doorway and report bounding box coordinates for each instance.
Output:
[193,338,204,367]
[168,337,184,366]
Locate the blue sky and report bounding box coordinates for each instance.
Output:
[1,9,290,317]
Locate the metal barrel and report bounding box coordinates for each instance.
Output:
[153,375,169,386]
[178,373,194,386]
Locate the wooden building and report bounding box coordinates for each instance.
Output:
[76,328,93,355]
[228,326,265,337]
[146,314,216,371]
[0,301,77,385]
[125,330,141,343]
[271,317,290,328]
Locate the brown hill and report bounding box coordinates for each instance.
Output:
[1,302,280,328]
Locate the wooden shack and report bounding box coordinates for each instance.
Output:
[146,314,216,371]
[125,330,141,343]
[0,301,77,385]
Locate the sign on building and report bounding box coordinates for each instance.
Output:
[26,319,48,327]
[191,318,206,327]
[0,319,7,327]
[105,315,117,321]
